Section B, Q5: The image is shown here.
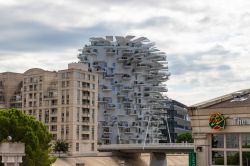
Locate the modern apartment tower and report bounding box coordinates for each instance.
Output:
[0,63,98,155]
[78,36,169,144]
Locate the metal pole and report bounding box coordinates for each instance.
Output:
[143,112,152,150]
[117,122,121,144]
[165,115,172,143]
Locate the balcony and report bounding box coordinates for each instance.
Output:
[117,56,128,62]
[106,49,115,56]
[118,122,129,128]
[122,86,133,92]
[117,93,125,98]
[131,135,143,140]
[106,103,116,110]
[102,85,111,92]
[122,50,133,56]
[103,110,111,116]
[83,48,97,56]
[135,63,147,69]
[98,97,111,103]
[123,98,133,103]
[124,105,132,110]
[101,135,111,140]
[96,67,106,73]
[103,129,112,134]
[93,61,99,67]
[82,134,90,140]
[124,128,133,134]
[101,122,111,127]
[82,112,90,117]
[123,64,132,69]
[82,126,90,132]
[105,74,114,79]
[129,110,137,116]
[122,74,131,80]
[82,118,90,124]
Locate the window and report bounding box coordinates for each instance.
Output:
[211,133,243,165]
[212,151,224,165]
[92,109,95,123]
[76,143,79,152]
[91,127,95,140]
[77,107,80,122]
[242,133,250,148]
[92,84,95,89]
[77,125,79,140]
[227,151,239,165]
[226,134,239,148]
[76,72,80,79]
[243,152,250,165]
[92,75,95,81]
[212,134,224,148]
[62,81,65,87]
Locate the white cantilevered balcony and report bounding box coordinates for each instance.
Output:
[117,56,129,62]
[102,85,112,92]
[106,48,116,56]
[95,67,106,73]
[121,74,131,80]
[106,103,116,110]
[117,92,125,98]
[105,74,115,79]
[122,86,133,92]
[98,97,111,103]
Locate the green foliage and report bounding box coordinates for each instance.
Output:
[0,108,56,166]
[54,140,69,157]
[214,157,224,165]
[227,152,239,165]
[176,132,193,143]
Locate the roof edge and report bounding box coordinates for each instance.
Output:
[189,89,250,109]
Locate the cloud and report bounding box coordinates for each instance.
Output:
[0,19,115,51]
[1,0,250,106]
[169,45,237,75]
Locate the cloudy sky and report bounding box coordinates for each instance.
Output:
[1,0,250,106]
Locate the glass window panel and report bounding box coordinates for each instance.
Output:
[227,151,239,165]
[212,134,224,148]
[226,134,239,148]
[212,151,224,165]
[242,133,250,148]
[243,152,250,166]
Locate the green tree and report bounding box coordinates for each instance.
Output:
[176,132,193,143]
[54,140,69,157]
[0,108,56,166]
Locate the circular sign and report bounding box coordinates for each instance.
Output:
[209,113,225,130]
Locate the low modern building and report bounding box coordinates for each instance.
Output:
[0,63,98,155]
[159,99,191,143]
[188,89,250,166]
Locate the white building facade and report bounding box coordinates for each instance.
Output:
[78,36,170,144]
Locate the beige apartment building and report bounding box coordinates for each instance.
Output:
[0,63,98,155]
[189,89,250,166]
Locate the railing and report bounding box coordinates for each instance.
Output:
[98,143,194,149]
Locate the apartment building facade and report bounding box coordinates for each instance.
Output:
[159,99,191,143]
[78,36,170,144]
[0,63,98,155]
